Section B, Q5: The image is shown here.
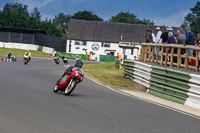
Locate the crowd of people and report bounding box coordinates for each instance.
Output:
[145,26,200,65]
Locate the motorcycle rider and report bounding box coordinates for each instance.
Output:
[7,52,12,59]
[74,55,83,67]
[63,56,83,76]
[62,56,68,64]
[24,50,31,60]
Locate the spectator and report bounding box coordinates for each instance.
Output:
[117,53,123,64]
[166,26,176,37]
[155,27,162,44]
[155,27,162,60]
[177,32,186,44]
[195,33,200,65]
[166,32,177,62]
[145,28,153,43]
[177,32,186,64]
[185,26,195,57]
[151,31,156,43]
[89,52,92,61]
[161,27,169,43]
[196,33,200,47]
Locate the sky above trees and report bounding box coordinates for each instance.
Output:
[0,0,198,27]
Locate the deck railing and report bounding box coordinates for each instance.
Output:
[139,43,200,71]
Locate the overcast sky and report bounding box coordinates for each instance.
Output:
[0,0,198,27]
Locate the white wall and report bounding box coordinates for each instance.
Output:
[67,40,119,61]
[0,41,54,54]
[42,46,54,54]
[66,40,141,61]
[1,42,39,51]
[119,46,141,60]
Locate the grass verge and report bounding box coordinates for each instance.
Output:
[83,62,145,91]
[0,48,51,58]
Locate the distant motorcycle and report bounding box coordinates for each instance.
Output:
[4,55,17,62]
[54,56,60,64]
[53,66,84,96]
[62,56,68,64]
[11,56,17,62]
[24,55,30,65]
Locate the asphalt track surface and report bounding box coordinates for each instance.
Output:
[0,57,200,133]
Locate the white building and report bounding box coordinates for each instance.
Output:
[66,19,182,61]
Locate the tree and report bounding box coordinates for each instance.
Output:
[109,11,139,24]
[0,2,63,37]
[53,13,71,27]
[184,1,200,35]
[40,19,62,37]
[0,2,30,28]
[53,13,71,39]
[71,10,103,21]
[109,11,154,25]
[31,7,41,20]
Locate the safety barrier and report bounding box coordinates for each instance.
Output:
[100,55,117,62]
[124,60,151,88]
[0,41,54,54]
[185,74,200,109]
[123,60,200,109]
[115,59,125,70]
[115,59,120,69]
[4,42,39,51]
[149,66,190,104]
[42,47,54,54]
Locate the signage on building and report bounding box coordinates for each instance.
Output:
[91,43,99,51]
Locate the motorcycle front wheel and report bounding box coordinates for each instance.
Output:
[53,79,60,93]
[64,79,77,96]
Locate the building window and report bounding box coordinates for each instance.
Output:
[69,41,72,52]
[104,43,110,48]
[75,40,87,46]
[101,42,110,48]
[75,41,80,45]
[131,49,133,55]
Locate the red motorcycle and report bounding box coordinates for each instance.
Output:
[24,55,30,65]
[54,56,59,64]
[53,66,84,95]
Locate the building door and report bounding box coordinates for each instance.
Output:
[107,52,114,56]
[110,52,114,56]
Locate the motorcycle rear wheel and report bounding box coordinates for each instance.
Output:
[64,79,77,96]
[55,60,59,64]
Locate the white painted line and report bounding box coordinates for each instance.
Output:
[85,75,200,120]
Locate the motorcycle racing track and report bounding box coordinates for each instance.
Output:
[0,57,200,133]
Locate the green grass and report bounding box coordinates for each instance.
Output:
[83,62,115,70]
[83,62,136,89]
[0,48,50,58]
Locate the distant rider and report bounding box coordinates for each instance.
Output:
[62,56,68,64]
[24,50,31,60]
[7,52,12,59]
[74,55,83,68]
